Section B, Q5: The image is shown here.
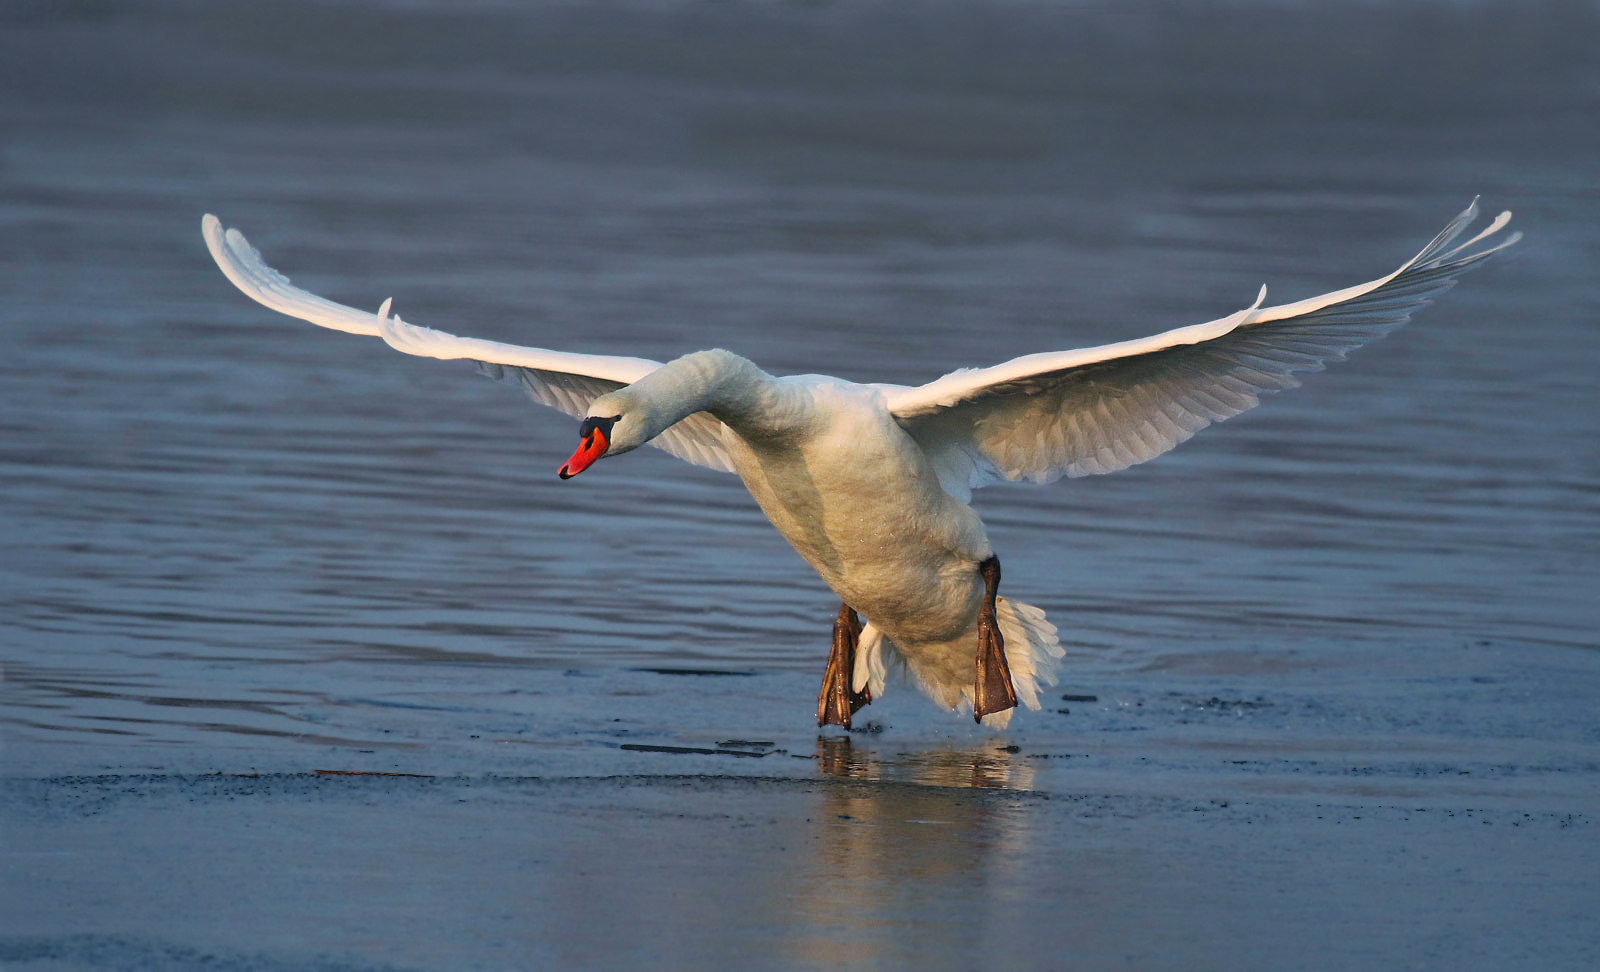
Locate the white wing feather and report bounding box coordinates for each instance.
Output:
[202,215,737,474]
[887,201,1518,497]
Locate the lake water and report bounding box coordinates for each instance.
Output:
[2,2,1598,969]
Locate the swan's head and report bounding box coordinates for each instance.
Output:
[558,351,736,478]
[557,390,652,479]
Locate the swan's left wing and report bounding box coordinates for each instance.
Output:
[886,201,1518,499]
[203,215,737,474]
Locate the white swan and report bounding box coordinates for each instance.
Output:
[202,201,1517,728]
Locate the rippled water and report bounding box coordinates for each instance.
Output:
[4,4,1599,969]
[3,0,1597,755]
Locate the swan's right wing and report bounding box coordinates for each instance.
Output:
[203,215,737,474]
[886,201,1518,498]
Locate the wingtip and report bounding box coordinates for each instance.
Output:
[377,297,393,321]
[1447,196,1481,232]
[201,213,228,258]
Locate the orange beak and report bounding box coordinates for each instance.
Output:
[558,425,609,479]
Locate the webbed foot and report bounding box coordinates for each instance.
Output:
[817,603,872,728]
[973,556,1018,722]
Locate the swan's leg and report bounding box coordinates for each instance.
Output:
[973,555,1018,722]
[817,603,872,728]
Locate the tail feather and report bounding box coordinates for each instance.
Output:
[851,598,1065,728]
[975,597,1065,727]
[994,596,1065,712]
[852,621,896,701]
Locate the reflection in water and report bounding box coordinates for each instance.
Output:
[814,735,1036,791]
[779,738,1041,966]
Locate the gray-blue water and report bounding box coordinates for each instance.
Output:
[2,2,1598,970]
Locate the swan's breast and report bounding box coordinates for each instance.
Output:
[722,380,989,637]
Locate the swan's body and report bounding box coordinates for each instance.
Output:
[203,202,1517,727]
[714,367,1008,709]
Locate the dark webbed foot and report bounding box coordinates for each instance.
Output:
[817,603,873,728]
[973,555,1018,722]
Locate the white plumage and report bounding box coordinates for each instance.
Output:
[203,201,1516,726]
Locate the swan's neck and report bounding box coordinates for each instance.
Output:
[633,349,800,440]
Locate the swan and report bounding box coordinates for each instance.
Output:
[202,201,1517,728]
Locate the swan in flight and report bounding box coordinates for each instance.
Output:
[202,201,1517,728]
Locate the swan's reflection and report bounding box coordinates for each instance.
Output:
[813,735,1036,791]
[778,737,1041,965]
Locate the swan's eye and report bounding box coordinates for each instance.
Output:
[579,415,619,441]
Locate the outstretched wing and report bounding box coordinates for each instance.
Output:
[202,215,737,474]
[886,200,1518,499]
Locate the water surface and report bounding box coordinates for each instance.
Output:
[2,2,1597,969]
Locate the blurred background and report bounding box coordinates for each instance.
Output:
[3,2,1599,969]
